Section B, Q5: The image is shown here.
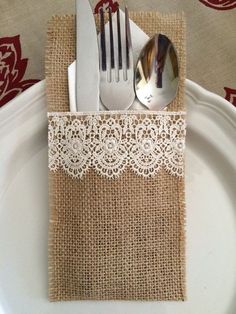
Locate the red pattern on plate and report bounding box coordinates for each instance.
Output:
[199,0,236,10]
[224,87,236,106]
[94,0,119,13]
[0,35,39,107]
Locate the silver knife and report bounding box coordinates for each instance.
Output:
[76,0,99,111]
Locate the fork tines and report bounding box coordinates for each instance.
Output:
[99,6,133,82]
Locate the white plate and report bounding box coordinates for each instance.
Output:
[0,80,235,314]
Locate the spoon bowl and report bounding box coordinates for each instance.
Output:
[134,33,179,111]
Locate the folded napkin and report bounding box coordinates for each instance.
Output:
[46,11,186,302]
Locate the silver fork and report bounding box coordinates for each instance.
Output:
[99,7,135,111]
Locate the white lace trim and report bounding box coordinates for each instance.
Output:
[48,112,186,179]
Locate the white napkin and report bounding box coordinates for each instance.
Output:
[68,10,149,112]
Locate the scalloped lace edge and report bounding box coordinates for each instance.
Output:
[48,111,186,179]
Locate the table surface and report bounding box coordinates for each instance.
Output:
[0,0,236,108]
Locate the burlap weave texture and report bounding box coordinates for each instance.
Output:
[46,12,186,301]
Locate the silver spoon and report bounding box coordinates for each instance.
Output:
[134,33,179,111]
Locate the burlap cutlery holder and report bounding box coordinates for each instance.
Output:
[46,12,186,301]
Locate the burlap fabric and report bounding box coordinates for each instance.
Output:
[46,12,186,301]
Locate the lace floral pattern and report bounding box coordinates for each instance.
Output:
[48,112,186,179]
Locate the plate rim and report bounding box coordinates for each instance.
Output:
[185,79,236,128]
[0,79,235,131]
[0,79,235,313]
